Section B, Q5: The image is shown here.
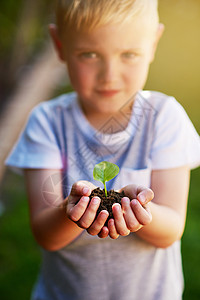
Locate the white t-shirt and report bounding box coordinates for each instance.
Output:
[6,91,200,300]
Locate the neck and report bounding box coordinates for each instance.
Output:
[82,105,134,134]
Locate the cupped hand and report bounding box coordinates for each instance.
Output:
[106,185,154,239]
[66,180,109,236]
[119,184,154,206]
[67,182,154,240]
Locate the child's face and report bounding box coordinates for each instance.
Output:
[54,19,162,115]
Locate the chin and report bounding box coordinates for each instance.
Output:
[96,103,121,115]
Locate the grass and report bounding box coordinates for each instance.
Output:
[182,167,200,300]
[0,168,200,299]
[0,171,40,300]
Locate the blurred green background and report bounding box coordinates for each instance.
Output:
[146,0,200,134]
[0,0,200,299]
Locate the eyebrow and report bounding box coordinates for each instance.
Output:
[73,46,143,53]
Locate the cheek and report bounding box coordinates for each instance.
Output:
[128,61,150,85]
[68,63,95,91]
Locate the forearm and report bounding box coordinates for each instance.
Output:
[136,202,185,248]
[31,204,83,251]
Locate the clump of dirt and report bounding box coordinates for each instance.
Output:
[90,187,125,225]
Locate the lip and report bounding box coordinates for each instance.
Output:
[96,90,120,97]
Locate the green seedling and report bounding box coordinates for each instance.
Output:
[93,161,119,197]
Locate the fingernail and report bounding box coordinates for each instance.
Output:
[100,210,109,218]
[83,187,90,194]
[131,199,138,206]
[82,196,89,202]
[92,197,100,205]
[138,194,146,204]
[113,203,121,210]
[122,197,130,204]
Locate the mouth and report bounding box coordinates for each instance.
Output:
[96,89,120,97]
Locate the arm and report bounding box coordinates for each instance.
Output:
[24,169,84,251]
[24,169,108,251]
[106,166,190,248]
[24,168,155,249]
[136,166,190,248]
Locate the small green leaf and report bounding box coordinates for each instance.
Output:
[93,161,119,196]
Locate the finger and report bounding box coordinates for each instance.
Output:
[121,197,140,232]
[77,197,101,229]
[70,181,91,197]
[68,196,90,222]
[136,188,154,205]
[120,185,154,206]
[112,203,130,236]
[118,184,138,198]
[98,226,109,238]
[87,210,109,235]
[108,219,119,239]
[130,200,152,226]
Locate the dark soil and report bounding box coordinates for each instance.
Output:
[90,187,125,226]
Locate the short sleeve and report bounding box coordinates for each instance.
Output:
[150,97,200,170]
[5,103,63,172]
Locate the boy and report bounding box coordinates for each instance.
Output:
[6,0,200,299]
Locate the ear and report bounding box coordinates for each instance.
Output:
[49,24,65,61]
[150,23,165,62]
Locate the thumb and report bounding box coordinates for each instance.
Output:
[137,188,154,205]
[70,180,96,197]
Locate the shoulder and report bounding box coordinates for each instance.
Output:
[22,92,78,142]
[140,90,189,126]
[140,90,182,112]
[31,92,77,118]
[145,91,200,169]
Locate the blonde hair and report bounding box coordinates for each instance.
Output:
[56,0,159,34]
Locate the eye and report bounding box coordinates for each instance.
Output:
[80,52,98,59]
[121,52,136,59]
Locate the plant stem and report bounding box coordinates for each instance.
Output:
[104,182,107,197]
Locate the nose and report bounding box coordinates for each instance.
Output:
[98,58,118,84]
